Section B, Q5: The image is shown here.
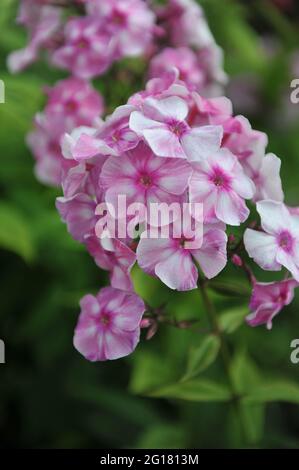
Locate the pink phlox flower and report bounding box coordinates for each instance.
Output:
[251,153,284,203]
[86,0,156,57]
[73,287,145,361]
[8,1,61,73]
[61,127,107,201]
[221,115,268,175]
[68,105,139,162]
[52,17,114,79]
[28,79,104,187]
[157,0,215,49]
[129,95,223,161]
[189,147,255,225]
[56,192,98,243]
[188,94,233,127]
[244,200,299,280]
[246,279,298,329]
[27,113,67,186]
[137,214,227,291]
[44,77,104,129]
[85,235,136,291]
[149,47,208,92]
[100,141,192,224]
[129,68,191,108]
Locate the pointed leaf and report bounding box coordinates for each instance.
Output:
[244,380,299,404]
[182,334,220,381]
[148,379,231,402]
[219,306,248,334]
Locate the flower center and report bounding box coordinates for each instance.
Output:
[167,119,187,137]
[278,230,294,253]
[65,99,78,113]
[77,38,89,49]
[112,9,127,26]
[85,163,94,172]
[213,175,225,186]
[211,167,231,190]
[99,313,111,326]
[139,174,152,187]
[276,292,287,303]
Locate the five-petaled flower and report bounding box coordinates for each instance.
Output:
[129,96,223,161]
[74,287,145,361]
[244,201,299,281]
[246,279,298,329]
[189,148,255,225]
[100,141,192,223]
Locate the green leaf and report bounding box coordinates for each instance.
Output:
[182,335,220,381]
[244,379,299,404]
[219,306,248,334]
[240,403,265,444]
[148,379,231,402]
[230,351,265,444]
[0,202,34,262]
[129,350,178,395]
[231,350,262,394]
[227,401,265,446]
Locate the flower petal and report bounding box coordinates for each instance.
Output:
[192,228,227,278]
[155,158,192,194]
[143,127,187,158]
[276,249,299,281]
[244,229,281,271]
[144,96,188,121]
[155,250,198,291]
[137,236,175,275]
[215,190,250,226]
[129,111,161,134]
[104,328,140,360]
[256,200,291,235]
[181,125,223,162]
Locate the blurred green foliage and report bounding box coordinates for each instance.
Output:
[1,0,299,449]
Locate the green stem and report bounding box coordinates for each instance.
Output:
[199,280,248,446]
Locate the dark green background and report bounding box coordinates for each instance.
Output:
[1,0,299,449]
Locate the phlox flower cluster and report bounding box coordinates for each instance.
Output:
[9,1,298,362]
[8,0,156,77]
[55,69,298,361]
[10,0,227,187]
[27,77,104,185]
[9,0,226,91]
[151,0,227,95]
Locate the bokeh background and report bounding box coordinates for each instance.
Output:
[1,0,299,449]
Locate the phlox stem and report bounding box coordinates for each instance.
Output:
[198,279,248,446]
